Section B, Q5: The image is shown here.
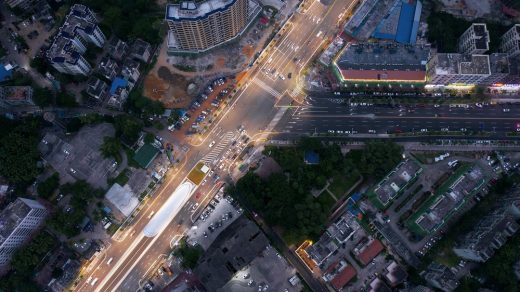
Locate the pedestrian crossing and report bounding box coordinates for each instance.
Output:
[252,78,283,98]
[202,132,236,165]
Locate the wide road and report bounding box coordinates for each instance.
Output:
[76,0,356,291]
[274,95,520,136]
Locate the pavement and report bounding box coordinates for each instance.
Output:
[74,0,356,291]
[274,95,520,137]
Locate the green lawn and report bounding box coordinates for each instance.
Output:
[328,172,361,200]
[317,192,336,211]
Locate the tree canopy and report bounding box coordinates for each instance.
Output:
[114,115,144,145]
[100,136,122,163]
[10,231,57,276]
[0,120,41,184]
[174,240,203,270]
[358,141,403,180]
[37,172,60,199]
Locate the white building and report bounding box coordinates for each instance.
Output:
[500,24,520,58]
[457,23,489,55]
[0,198,48,273]
[47,4,106,76]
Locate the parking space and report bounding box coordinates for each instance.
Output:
[187,191,243,250]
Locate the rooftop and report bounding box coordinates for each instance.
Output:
[104,183,139,217]
[131,39,151,57]
[0,86,33,102]
[47,37,83,66]
[374,159,422,206]
[194,215,270,290]
[432,54,491,75]
[0,199,32,245]
[336,42,430,81]
[166,0,239,21]
[355,238,385,266]
[384,261,408,286]
[133,143,160,169]
[330,262,357,291]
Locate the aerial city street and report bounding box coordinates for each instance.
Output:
[0,0,520,292]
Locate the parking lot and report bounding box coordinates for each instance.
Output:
[187,190,243,250]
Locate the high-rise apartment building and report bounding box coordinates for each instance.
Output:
[500,24,520,58]
[47,4,106,76]
[0,198,48,273]
[457,23,489,55]
[165,0,249,52]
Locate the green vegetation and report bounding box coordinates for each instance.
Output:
[48,180,104,237]
[55,91,78,107]
[82,0,162,44]
[0,119,41,184]
[227,138,390,244]
[358,141,403,180]
[328,173,361,200]
[174,240,203,269]
[126,87,165,118]
[30,56,50,75]
[426,10,508,52]
[37,172,60,199]
[32,87,54,107]
[9,231,57,275]
[114,114,144,145]
[111,169,130,186]
[100,136,123,163]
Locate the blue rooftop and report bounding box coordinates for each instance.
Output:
[372,0,422,45]
[0,65,13,83]
[110,77,128,95]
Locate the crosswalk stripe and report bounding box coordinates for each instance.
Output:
[202,132,236,165]
[252,78,282,98]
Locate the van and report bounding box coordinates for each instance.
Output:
[107,257,113,265]
[91,278,99,286]
[148,211,155,219]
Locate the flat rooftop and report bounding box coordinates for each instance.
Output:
[433,54,491,75]
[166,0,239,21]
[0,86,32,102]
[374,159,422,206]
[0,199,31,245]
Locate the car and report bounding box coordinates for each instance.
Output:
[248,280,254,286]
[420,128,428,132]
[460,128,467,132]
[287,72,292,79]
[86,276,93,284]
[91,278,99,286]
[434,104,440,108]
[368,129,376,134]
[503,108,510,112]
[209,141,216,148]
[107,257,114,265]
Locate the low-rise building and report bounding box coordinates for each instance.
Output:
[323,259,357,291]
[372,159,422,208]
[0,86,34,109]
[96,57,119,81]
[421,262,459,292]
[0,198,48,274]
[108,38,129,61]
[333,42,431,84]
[305,215,358,266]
[130,39,152,63]
[384,261,408,287]
[121,58,141,84]
[107,77,131,109]
[353,238,385,266]
[86,77,108,100]
[104,183,139,219]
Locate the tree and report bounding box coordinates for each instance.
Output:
[51,267,63,279]
[100,136,122,163]
[114,115,143,144]
[30,56,50,75]
[32,87,54,107]
[37,172,60,199]
[10,231,56,275]
[174,240,203,269]
[144,132,155,144]
[56,91,78,107]
[359,141,403,179]
[0,122,41,183]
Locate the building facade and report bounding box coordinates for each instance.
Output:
[47,4,106,76]
[457,23,489,55]
[0,198,48,273]
[165,0,249,52]
[500,24,520,58]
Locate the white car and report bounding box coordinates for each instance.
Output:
[420,128,428,132]
[503,108,510,112]
[368,129,376,134]
[209,141,216,148]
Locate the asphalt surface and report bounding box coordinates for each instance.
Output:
[77,0,355,291]
[274,95,520,136]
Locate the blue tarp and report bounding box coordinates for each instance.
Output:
[372,0,422,44]
[304,150,320,165]
[110,77,128,95]
[395,1,416,44]
[0,65,13,82]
